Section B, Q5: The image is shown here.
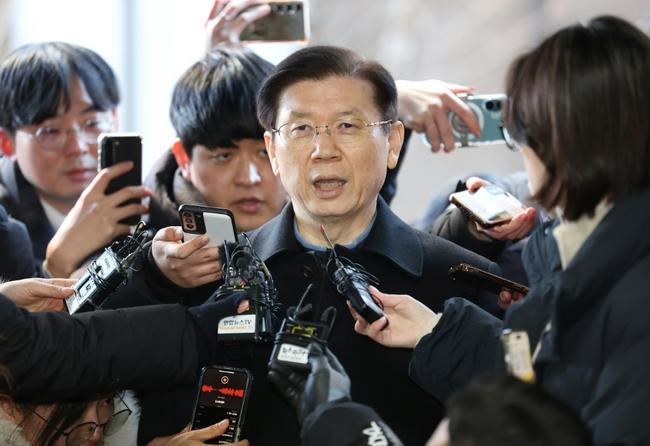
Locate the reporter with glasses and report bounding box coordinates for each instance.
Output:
[0,42,151,279]
[0,277,253,445]
[124,45,499,445]
[0,390,133,446]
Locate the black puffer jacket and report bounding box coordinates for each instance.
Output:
[409,188,650,445]
[0,293,247,403]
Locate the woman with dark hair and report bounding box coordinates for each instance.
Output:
[0,393,132,446]
[351,15,650,445]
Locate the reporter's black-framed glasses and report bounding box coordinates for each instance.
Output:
[28,392,132,446]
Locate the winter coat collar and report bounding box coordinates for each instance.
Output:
[247,196,423,277]
[552,201,613,269]
[553,188,650,334]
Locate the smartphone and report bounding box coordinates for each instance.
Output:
[98,133,143,225]
[190,366,253,444]
[239,1,309,42]
[178,204,237,247]
[449,94,506,147]
[448,263,529,295]
[449,184,526,229]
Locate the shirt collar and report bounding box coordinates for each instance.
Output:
[39,197,66,230]
[292,213,377,252]
[248,197,423,277]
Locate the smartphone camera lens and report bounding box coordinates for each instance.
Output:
[182,212,196,230]
[485,100,502,112]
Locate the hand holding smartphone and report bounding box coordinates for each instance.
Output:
[178,205,237,247]
[450,184,527,229]
[98,133,143,225]
[447,94,507,147]
[448,263,529,295]
[190,366,253,444]
[239,1,309,42]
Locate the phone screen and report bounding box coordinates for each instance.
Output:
[451,185,526,228]
[191,367,252,444]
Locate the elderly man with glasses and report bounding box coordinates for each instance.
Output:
[129,45,501,446]
[0,42,150,278]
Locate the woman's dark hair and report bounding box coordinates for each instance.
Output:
[0,42,120,133]
[505,15,650,221]
[170,46,274,157]
[447,374,592,446]
[257,45,397,130]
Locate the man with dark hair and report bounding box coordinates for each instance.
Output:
[0,42,150,277]
[146,47,287,233]
[132,45,499,445]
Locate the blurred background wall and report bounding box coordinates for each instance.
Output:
[1,0,648,222]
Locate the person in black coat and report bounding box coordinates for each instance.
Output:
[352,16,650,446]
[0,282,247,403]
[0,42,149,277]
[0,204,37,280]
[106,46,500,445]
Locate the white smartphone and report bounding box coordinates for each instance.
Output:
[450,184,527,229]
[178,204,237,247]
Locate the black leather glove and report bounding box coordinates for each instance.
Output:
[268,342,351,425]
[188,291,248,362]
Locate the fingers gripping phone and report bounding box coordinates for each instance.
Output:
[98,133,143,225]
[190,366,253,444]
[449,94,506,147]
[449,263,529,295]
[178,205,237,247]
[240,1,309,42]
[450,184,527,229]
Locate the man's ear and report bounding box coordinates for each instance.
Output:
[386,121,404,170]
[0,129,15,156]
[264,131,280,176]
[172,139,192,180]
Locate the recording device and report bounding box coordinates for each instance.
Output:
[448,263,529,295]
[65,223,149,314]
[449,94,506,147]
[449,184,527,229]
[190,366,253,444]
[179,205,237,247]
[240,1,309,42]
[98,133,142,225]
[320,225,384,323]
[269,284,337,369]
[214,235,278,343]
[501,330,536,383]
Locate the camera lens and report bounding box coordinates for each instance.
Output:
[485,100,502,112]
